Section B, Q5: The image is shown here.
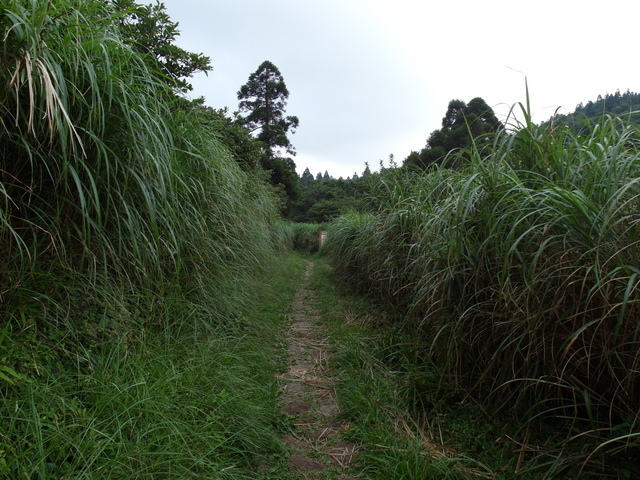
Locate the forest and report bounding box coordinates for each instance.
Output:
[1,0,639,478]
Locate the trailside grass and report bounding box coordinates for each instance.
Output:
[309,256,495,480]
[322,103,640,478]
[1,252,305,479]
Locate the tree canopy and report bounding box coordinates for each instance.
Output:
[113,0,211,92]
[237,60,299,157]
[404,97,502,170]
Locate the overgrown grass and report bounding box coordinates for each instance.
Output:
[0,0,282,323]
[309,257,495,480]
[0,1,299,478]
[1,252,305,479]
[278,221,327,253]
[325,104,640,477]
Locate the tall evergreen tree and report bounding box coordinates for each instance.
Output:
[299,167,314,187]
[236,61,301,216]
[237,60,299,157]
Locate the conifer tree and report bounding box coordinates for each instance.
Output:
[236,61,300,216]
[237,60,299,157]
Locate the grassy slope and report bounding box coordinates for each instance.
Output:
[0,2,304,477]
[322,113,640,478]
[310,252,640,480]
[1,252,305,479]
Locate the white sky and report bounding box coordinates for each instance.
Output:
[160,0,639,179]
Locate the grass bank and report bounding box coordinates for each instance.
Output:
[1,252,306,479]
[309,256,496,479]
[0,2,304,476]
[323,108,640,477]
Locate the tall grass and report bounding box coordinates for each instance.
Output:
[326,106,640,476]
[1,1,290,477]
[1,0,281,317]
[276,221,327,253]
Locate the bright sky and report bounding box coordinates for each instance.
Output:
[160,0,639,179]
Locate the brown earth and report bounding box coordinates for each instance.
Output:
[277,260,361,480]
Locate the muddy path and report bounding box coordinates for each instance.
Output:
[278,260,360,479]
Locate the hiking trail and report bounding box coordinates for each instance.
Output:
[278,260,360,479]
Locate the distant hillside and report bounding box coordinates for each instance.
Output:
[548,90,640,132]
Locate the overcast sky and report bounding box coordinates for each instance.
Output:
[160,0,639,179]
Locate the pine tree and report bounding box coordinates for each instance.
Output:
[237,60,299,157]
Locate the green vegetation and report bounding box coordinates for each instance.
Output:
[3,1,640,477]
[324,100,640,477]
[113,0,212,92]
[0,1,300,477]
[1,252,305,479]
[291,169,370,223]
[237,60,301,215]
[290,96,501,224]
[548,90,640,134]
[404,97,502,171]
[311,257,494,479]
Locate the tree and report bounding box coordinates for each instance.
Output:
[262,156,300,210]
[404,97,501,170]
[236,61,300,216]
[113,0,211,93]
[237,60,299,157]
[299,167,314,187]
[431,97,500,152]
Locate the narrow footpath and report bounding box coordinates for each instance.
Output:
[278,260,361,479]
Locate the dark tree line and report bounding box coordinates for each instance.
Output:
[403,97,502,170]
[547,90,640,134]
[291,167,374,223]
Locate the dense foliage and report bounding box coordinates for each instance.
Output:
[549,90,640,133]
[0,1,290,477]
[404,97,502,170]
[325,104,640,477]
[237,60,300,215]
[237,60,299,157]
[291,167,372,222]
[113,0,212,92]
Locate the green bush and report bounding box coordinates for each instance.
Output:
[278,222,326,253]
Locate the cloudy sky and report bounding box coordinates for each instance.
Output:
[160,0,639,179]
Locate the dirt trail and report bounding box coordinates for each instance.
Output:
[278,260,360,479]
